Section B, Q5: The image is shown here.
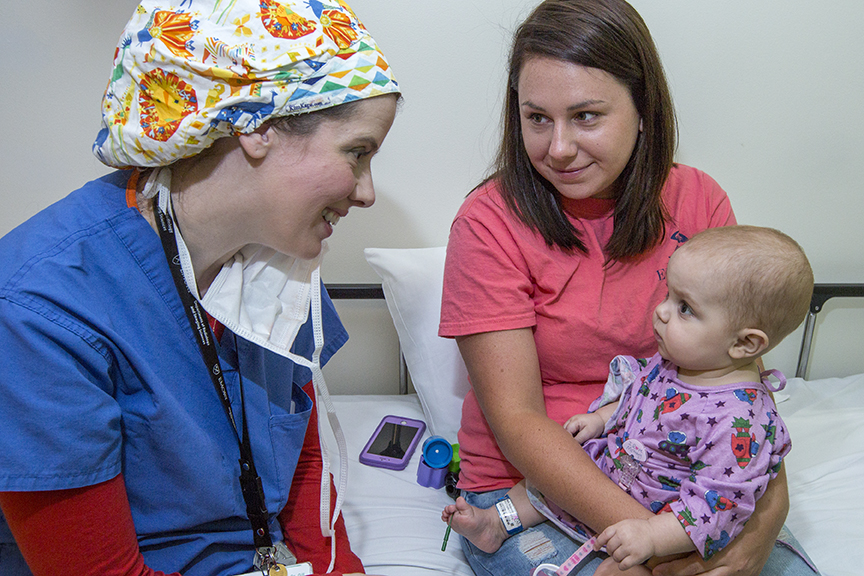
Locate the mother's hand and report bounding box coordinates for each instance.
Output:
[594,556,653,576]
[650,531,770,576]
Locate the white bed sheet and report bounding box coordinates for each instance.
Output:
[776,374,864,576]
[329,373,864,576]
[327,394,473,576]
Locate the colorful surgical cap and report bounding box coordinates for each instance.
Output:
[94,0,399,168]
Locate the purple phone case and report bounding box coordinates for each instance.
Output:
[359,415,426,470]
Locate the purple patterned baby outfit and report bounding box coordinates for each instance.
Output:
[581,353,791,559]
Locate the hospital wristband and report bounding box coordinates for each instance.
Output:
[495,495,524,536]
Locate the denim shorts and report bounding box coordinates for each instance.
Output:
[460,489,820,576]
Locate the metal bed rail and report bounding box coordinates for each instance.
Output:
[795,283,864,379]
[325,282,864,385]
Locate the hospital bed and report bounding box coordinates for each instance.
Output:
[325,247,864,576]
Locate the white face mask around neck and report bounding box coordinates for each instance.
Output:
[143,167,323,359]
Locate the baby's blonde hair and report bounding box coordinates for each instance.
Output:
[676,226,814,348]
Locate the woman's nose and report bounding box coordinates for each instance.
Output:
[548,124,578,160]
[350,172,375,208]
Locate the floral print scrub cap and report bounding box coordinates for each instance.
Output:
[94,0,399,168]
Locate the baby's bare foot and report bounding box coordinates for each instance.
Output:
[443,497,509,554]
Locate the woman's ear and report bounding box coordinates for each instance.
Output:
[729,328,769,360]
[237,125,274,160]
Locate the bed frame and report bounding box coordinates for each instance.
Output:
[794,283,864,378]
[325,283,410,394]
[326,282,864,383]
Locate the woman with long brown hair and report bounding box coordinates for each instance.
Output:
[439,1,817,574]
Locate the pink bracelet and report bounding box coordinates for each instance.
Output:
[531,536,597,576]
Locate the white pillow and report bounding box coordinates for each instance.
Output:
[364,247,468,442]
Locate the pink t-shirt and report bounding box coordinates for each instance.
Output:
[439,164,736,492]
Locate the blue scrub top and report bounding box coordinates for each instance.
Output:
[0,171,348,575]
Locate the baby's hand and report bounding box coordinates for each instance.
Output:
[563,412,605,443]
[595,518,655,570]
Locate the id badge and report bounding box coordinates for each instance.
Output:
[233,561,313,576]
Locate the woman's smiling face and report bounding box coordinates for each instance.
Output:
[518,56,641,200]
[246,94,397,260]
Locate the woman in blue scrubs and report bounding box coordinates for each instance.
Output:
[0,1,399,575]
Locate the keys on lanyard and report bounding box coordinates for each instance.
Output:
[256,546,284,575]
[254,543,312,576]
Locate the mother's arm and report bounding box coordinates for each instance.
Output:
[456,328,653,532]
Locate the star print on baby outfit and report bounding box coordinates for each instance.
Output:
[582,354,791,559]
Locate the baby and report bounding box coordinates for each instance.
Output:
[442,225,814,572]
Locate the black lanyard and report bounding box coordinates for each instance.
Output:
[152,196,274,553]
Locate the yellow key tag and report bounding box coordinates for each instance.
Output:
[268,564,288,576]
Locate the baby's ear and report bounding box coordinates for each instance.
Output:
[729,329,769,359]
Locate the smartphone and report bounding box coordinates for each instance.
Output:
[359,415,426,470]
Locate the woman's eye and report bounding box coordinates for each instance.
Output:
[576,111,598,122]
[527,112,548,124]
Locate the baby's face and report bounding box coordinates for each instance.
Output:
[653,249,739,377]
